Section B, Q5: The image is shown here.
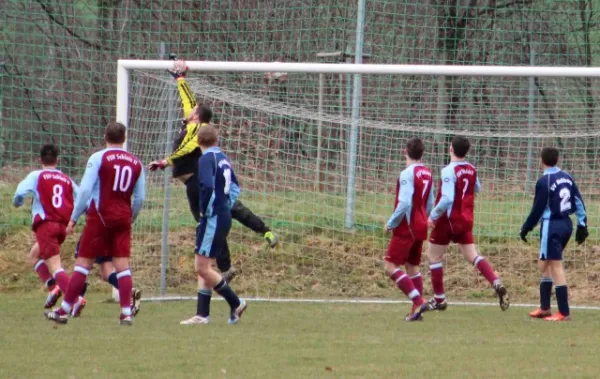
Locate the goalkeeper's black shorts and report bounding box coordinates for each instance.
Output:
[184,174,201,222]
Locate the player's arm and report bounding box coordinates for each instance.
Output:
[475,177,482,193]
[131,168,146,223]
[228,168,240,209]
[520,178,548,239]
[198,154,216,218]
[386,170,413,230]
[149,123,201,171]
[572,180,589,245]
[165,123,200,165]
[168,59,196,119]
[12,172,38,207]
[429,167,456,221]
[71,154,101,223]
[571,181,587,227]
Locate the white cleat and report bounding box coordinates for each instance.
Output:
[180,315,210,325]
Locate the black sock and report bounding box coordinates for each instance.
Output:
[196,289,212,317]
[540,277,552,310]
[80,282,88,297]
[555,285,569,316]
[108,272,119,289]
[214,279,241,310]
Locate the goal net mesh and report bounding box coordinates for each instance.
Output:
[126,67,600,302]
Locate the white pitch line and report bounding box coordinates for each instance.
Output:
[141,296,600,311]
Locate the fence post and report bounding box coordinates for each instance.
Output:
[526,49,536,192]
[159,42,176,296]
[344,0,367,229]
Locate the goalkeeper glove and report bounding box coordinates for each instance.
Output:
[575,225,589,245]
[148,160,168,171]
[519,227,530,243]
[167,59,188,79]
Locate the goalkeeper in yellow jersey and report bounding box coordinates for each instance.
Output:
[148,59,278,282]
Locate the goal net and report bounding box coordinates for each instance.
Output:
[121,61,600,303]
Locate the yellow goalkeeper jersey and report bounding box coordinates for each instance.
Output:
[167,78,206,177]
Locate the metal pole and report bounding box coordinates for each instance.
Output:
[0,62,5,170]
[316,73,324,191]
[526,49,536,191]
[345,0,366,229]
[159,42,175,295]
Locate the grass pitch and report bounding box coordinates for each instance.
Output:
[1,292,599,379]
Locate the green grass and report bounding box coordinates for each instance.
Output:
[1,293,599,379]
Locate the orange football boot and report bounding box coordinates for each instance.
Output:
[529,308,552,318]
[543,312,571,321]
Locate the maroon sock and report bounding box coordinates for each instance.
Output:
[116,269,133,316]
[390,269,423,306]
[34,260,53,288]
[58,265,89,315]
[410,273,424,295]
[430,262,445,302]
[473,256,499,285]
[52,268,70,293]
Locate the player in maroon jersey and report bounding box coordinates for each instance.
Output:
[426,136,509,311]
[45,122,146,325]
[384,138,434,321]
[13,144,85,312]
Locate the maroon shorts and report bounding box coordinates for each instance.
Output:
[77,216,132,260]
[429,219,474,245]
[385,237,423,266]
[35,221,67,259]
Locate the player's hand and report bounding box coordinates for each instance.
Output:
[148,160,168,171]
[575,225,589,245]
[384,224,392,233]
[519,228,528,243]
[167,59,188,78]
[427,217,435,229]
[66,221,76,235]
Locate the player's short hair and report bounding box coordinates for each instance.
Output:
[541,147,559,167]
[40,144,59,165]
[197,104,213,124]
[406,137,425,160]
[105,121,126,144]
[197,124,219,147]
[451,136,471,158]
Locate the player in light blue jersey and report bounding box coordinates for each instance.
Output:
[180,124,247,325]
[521,147,588,321]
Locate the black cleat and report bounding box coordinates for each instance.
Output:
[264,231,279,248]
[221,267,240,284]
[427,297,448,311]
[131,288,142,317]
[495,284,510,311]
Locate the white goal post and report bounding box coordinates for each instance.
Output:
[117,60,600,305]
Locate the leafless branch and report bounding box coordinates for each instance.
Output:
[34,0,103,50]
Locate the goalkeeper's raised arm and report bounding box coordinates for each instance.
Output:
[148,59,211,180]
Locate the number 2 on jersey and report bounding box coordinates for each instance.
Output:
[113,165,133,192]
[559,188,571,212]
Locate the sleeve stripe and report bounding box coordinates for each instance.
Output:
[180,82,196,108]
